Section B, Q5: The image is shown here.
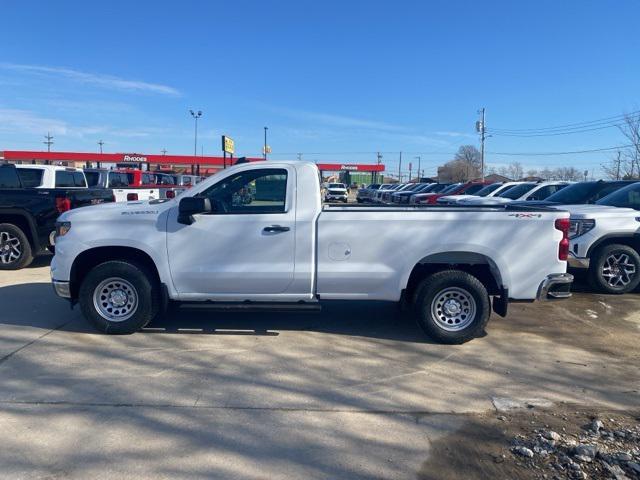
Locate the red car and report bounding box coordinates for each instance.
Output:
[412,181,491,204]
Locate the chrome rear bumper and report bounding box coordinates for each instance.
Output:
[537,273,574,300]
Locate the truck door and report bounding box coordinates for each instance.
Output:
[166,166,296,296]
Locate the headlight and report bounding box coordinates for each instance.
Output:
[569,219,595,239]
[55,221,71,238]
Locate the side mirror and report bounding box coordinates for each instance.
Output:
[178,197,212,225]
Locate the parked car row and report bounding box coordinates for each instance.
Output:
[357,178,640,295]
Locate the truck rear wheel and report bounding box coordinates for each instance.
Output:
[588,244,640,294]
[413,270,490,344]
[0,223,33,270]
[79,260,159,334]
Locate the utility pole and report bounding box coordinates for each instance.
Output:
[161,149,168,156]
[414,156,421,182]
[477,108,486,181]
[376,151,383,183]
[263,127,269,160]
[615,150,621,180]
[297,153,302,161]
[43,132,54,165]
[398,151,402,182]
[97,139,104,154]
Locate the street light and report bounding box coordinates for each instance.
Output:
[189,110,202,156]
[414,156,421,182]
[263,126,269,160]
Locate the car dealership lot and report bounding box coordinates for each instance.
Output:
[0,259,639,479]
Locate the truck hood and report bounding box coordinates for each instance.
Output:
[460,196,512,205]
[58,198,175,223]
[551,204,639,218]
[437,194,478,204]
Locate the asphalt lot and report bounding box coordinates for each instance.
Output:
[0,256,639,479]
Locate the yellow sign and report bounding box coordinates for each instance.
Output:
[222,135,235,154]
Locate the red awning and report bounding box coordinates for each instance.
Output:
[1,150,263,166]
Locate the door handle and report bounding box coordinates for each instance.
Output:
[263,225,290,233]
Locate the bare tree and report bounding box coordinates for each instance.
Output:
[506,162,523,180]
[602,114,640,179]
[438,145,482,182]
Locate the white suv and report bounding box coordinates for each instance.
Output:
[561,182,640,294]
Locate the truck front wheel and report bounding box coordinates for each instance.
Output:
[0,223,33,270]
[79,260,159,334]
[413,270,490,344]
[588,244,640,294]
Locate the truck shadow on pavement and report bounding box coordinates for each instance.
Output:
[0,282,432,343]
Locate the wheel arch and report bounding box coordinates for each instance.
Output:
[402,251,505,302]
[0,210,38,250]
[70,246,162,300]
[587,233,640,258]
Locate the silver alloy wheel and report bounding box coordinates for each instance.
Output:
[93,277,138,322]
[602,252,637,288]
[430,287,477,332]
[0,231,22,264]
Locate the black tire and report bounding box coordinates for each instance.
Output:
[47,245,55,255]
[587,244,640,294]
[0,223,34,270]
[79,260,160,334]
[413,270,490,344]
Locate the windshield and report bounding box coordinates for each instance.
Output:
[544,182,597,203]
[439,183,462,194]
[328,183,345,189]
[474,183,502,197]
[596,183,640,209]
[429,183,450,193]
[498,182,536,199]
[367,184,380,189]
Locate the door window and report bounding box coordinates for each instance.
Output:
[197,168,288,214]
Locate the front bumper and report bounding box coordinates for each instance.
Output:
[52,280,71,298]
[536,273,574,300]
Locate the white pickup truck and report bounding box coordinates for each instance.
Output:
[51,161,573,344]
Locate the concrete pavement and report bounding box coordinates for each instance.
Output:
[0,257,638,479]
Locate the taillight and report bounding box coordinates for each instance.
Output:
[127,193,139,201]
[166,190,175,199]
[555,217,570,261]
[55,197,71,213]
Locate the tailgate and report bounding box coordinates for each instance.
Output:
[67,189,115,208]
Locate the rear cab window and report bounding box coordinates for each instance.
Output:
[16,168,44,187]
[55,170,87,188]
[0,166,22,188]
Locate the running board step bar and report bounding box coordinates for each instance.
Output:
[178,302,322,312]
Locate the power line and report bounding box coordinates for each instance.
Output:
[488,144,635,156]
[490,110,640,134]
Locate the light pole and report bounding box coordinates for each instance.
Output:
[190,110,202,156]
[414,156,421,182]
[263,126,268,160]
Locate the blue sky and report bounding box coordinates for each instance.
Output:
[0,0,638,177]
